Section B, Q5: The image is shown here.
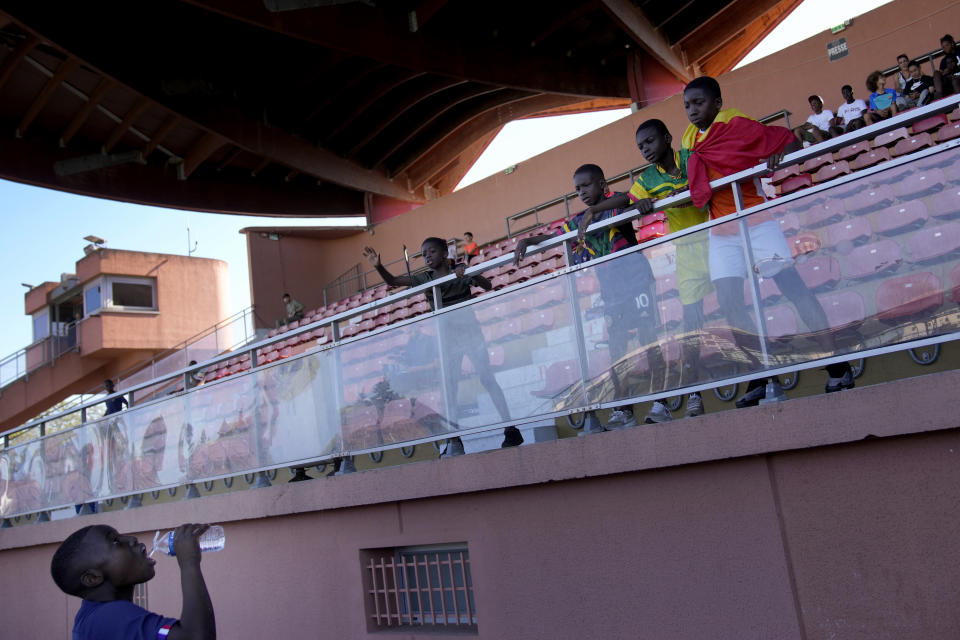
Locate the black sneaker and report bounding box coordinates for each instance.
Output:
[735,383,767,408]
[825,370,854,393]
[501,426,524,448]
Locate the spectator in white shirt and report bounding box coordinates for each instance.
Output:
[834,84,873,132]
[794,95,834,144]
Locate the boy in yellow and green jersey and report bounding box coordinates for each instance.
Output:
[565,119,711,418]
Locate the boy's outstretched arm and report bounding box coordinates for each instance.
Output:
[167,524,216,640]
[513,233,554,266]
[362,246,414,287]
[766,135,803,171]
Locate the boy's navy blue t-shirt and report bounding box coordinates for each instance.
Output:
[73,599,177,640]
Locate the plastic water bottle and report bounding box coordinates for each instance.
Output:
[150,525,225,557]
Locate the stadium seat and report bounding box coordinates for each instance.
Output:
[872,127,910,148]
[776,212,801,236]
[575,273,599,296]
[340,324,360,338]
[795,255,841,291]
[789,231,822,257]
[804,200,846,227]
[461,345,506,375]
[936,121,960,142]
[641,211,668,227]
[890,132,935,158]
[409,301,431,316]
[475,301,509,325]
[872,201,929,235]
[835,140,871,162]
[817,289,867,329]
[655,272,678,298]
[512,265,536,283]
[821,218,870,248]
[775,173,813,196]
[875,272,943,321]
[813,161,851,184]
[769,164,801,184]
[843,185,895,214]
[530,360,581,398]
[907,222,960,262]
[491,273,511,290]
[762,304,799,339]
[910,113,949,135]
[390,307,412,323]
[752,275,783,304]
[845,239,903,279]
[894,168,946,199]
[932,187,960,219]
[636,220,668,242]
[851,147,891,171]
[522,309,555,333]
[802,152,835,173]
[659,297,683,330]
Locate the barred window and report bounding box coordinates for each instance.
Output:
[365,543,476,632]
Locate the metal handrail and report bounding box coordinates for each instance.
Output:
[4,92,959,442]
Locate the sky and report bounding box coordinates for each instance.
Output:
[0,0,896,361]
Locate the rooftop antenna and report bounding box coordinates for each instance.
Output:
[187,227,198,256]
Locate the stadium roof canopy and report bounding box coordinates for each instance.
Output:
[0,0,801,218]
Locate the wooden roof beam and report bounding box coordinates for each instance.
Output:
[16,56,79,137]
[60,77,114,146]
[675,0,784,60]
[323,69,425,142]
[102,96,150,152]
[142,114,181,158]
[699,0,803,75]
[0,33,38,93]
[598,0,692,83]
[179,131,226,180]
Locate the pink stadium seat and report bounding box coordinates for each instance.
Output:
[835,140,872,162]
[789,231,822,257]
[576,273,599,296]
[461,345,506,375]
[910,113,949,135]
[804,200,846,227]
[907,222,960,262]
[476,301,509,324]
[636,220,668,242]
[872,201,929,235]
[752,275,783,303]
[770,164,801,184]
[875,272,943,321]
[762,304,799,338]
[511,266,536,283]
[891,132,935,158]
[822,217,871,248]
[872,127,910,148]
[491,273,511,290]
[813,161,851,184]
[655,272,678,298]
[390,307,412,323]
[950,108,960,122]
[641,212,667,226]
[522,309,555,333]
[358,319,376,334]
[776,212,801,236]
[659,297,683,329]
[775,173,813,196]
[409,301,431,316]
[845,239,903,279]
[851,147,891,171]
[817,290,867,329]
[513,291,537,313]
[795,255,841,291]
[802,152,835,173]
[932,187,960,219]
[530,360,581,398]
[895,168,946,199]
[278,346,293,359]
[843,185,895,214]
[340,325,360,338]
[936,121,960,142]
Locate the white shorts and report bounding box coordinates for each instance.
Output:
[709,220,794,281]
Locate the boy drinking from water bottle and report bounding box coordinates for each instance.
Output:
[51,523,216,640]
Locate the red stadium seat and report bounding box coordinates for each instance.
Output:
[936,121,960,142]
[813,161,851,184]
[751,275,783,303]
[530,360,581,398]
[907,222,960,262]
[278,347,292,359]
[522,309,555,333]
[795,255,841,291]
[872,127,910,148]
[789,231,822,257]
[872,201,929,235]
[491,273,511,290]
[636,220,668,242]
[891,132,935,158]
[843,185,895,214]
[804,200,846,227]
[875,272,943,321]
[762,304,799,338]
[845,239,903,279]
[475,301,508,324]
[851,147,891,171]
[770,164,801,184]
[775,173,813,196]
[511,266,536,283]
[835,140,872,162]
[822,217,871,248]
[575,273,599,296]
[910,113,949,135]
[895,168,946,199]
[340,324,360,338]
[802,152,835,173]
[817,290,867,329]
[935,187,960,219]
[776,212,801,236]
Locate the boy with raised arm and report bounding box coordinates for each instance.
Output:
[680,75,853,406]
[362,238,522,452]
[51,523,216,640]
[515,163,672,427]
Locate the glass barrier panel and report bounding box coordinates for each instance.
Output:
[0,438,44,516]
[758,143,960,366]
[40,429,96,509]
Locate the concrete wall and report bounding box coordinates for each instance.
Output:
[246,0,957,313]
[3,369,959,639]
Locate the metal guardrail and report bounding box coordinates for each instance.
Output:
[2,94,959,520]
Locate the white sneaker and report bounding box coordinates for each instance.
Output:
[685,393,705,418]
[604,408,638,429]
[644,401,672,424]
